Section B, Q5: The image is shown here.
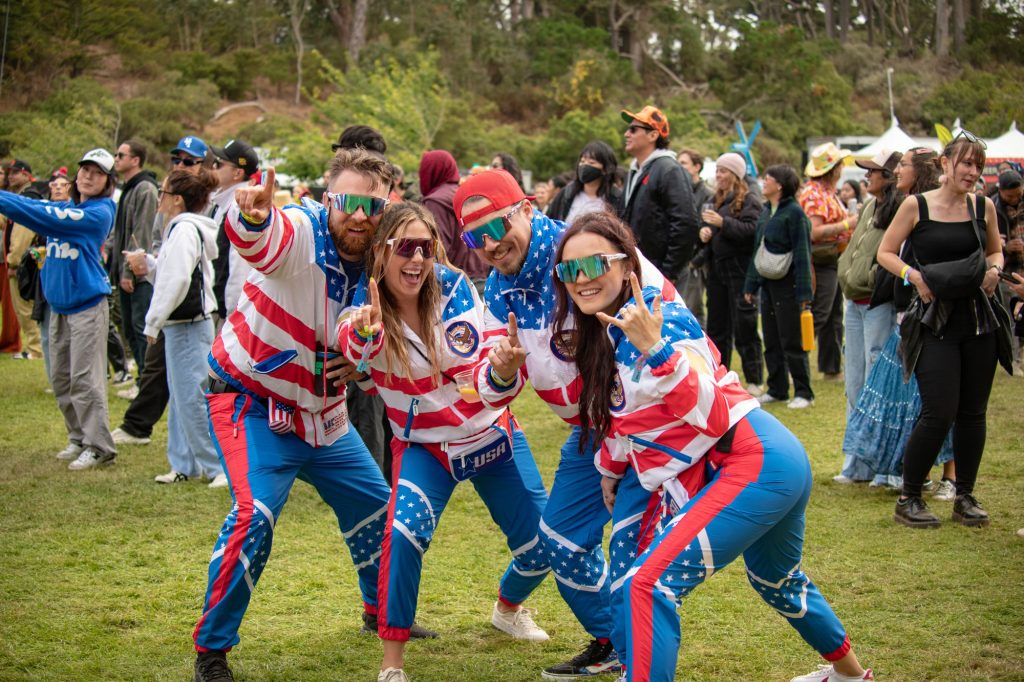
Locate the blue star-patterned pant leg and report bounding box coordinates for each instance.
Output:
[193,394,390,652]
[620,409,850,682]
[377,428,550,641]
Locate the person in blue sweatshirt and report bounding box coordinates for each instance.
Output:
[0,149,118,470]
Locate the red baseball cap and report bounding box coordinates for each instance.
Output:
[454,169,534,227]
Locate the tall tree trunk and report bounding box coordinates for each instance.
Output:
[865,0,875,46]
[348,0,367,64]
[323,0,352,49]
[288,0,307,105]
[952,0,966,53]
[839,0,851,42]
[935,0,949,57]
[823,0,835,40]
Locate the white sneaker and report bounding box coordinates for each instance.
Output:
[208,473,229,489]
[757,393,780,404]
[378,668,410,682]
[491,602,549,641]
[112,427,151,446]
[832,474,855,485]
[744,383,764,397]
[790,664,874,681]
[787,397,813,409]
[117,385,139,400]
[154,471,189,484]
[55,442,84,461]
[67,447,116,471]
[111,370,134,387]
[932,479,956,501]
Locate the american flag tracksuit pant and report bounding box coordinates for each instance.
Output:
[620,408,851,682]
[376,427,550,641]
[193,393,391,652]
[540,427,661,651]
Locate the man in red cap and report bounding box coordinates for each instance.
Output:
[453,169,679,680]
[617,105,699,281]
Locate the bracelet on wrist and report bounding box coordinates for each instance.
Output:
[489,367,516,387]
[902,267,913,287]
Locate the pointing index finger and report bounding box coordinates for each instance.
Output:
[260,167,276,202]
[507,312,519,338]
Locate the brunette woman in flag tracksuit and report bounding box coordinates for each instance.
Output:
[191,152,437,682]
[552,212,873,682]
[338,203,551,682]
[453,169,678,679]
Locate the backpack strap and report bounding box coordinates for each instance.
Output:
[914,193,929,222]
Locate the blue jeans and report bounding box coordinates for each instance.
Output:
[163,319,221,479]
[841,301,895,482]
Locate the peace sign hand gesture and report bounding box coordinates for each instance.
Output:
[350,277,383,338]
[234,167,276,225]
[595,272,664,353]
[488,312,527,383]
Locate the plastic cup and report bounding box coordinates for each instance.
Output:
[454,370,481,403]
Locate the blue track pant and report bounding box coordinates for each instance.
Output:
[377,428,550,641]
[620,409,851,681]
[193,393,390,652]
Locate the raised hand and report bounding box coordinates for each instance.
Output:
[350,277,383,338]
[487,312,527,383]
[234,167,276,225]
[595,272,664,353]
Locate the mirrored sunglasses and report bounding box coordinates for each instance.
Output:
[555,253,628,283]
[327,192,388,217]
[461,202,522,249]
[387,237,436,259]
[953,129,988,150]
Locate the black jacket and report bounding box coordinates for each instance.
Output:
[708,191,763,265]
[546,181,621,223]
[617,152,699,279]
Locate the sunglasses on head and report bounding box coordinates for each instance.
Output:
[555,253,628,283]
[171,157,202,167]
[627,124,654,134]
[387,237,436,259]
[461,202,523,249]
[326,192,389,217]
[953,129,988,150]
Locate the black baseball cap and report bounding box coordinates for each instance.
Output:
[998,170,1022,190]
[7,159,32,175]
[210,139,260,176]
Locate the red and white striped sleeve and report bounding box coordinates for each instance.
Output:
[225,204,304,276]
[596,435,630,479]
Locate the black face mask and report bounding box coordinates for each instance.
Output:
[577,164,603,185]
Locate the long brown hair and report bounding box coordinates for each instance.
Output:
[713,172,750,216]
[941,136,987,191]
[364,202,457,387]
[552,212,641,446]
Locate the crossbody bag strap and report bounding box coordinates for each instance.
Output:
[965,194,986,251]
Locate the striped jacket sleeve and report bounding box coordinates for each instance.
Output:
[596,434,630,479]
[225,204,309,277]
[477,287,526,409]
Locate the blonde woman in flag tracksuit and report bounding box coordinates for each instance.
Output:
[453,169,678,680]
[552,212,873,682]
[338,203,550,682]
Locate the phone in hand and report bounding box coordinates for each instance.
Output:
[998,270,1018,283]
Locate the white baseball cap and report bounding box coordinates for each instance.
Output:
[78,148,116,175]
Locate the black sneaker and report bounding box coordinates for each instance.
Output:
[361,611,439,639]
[194,651,233,682]
[952,493,990,527]
[541,639,621,679]
[894,496,941,529]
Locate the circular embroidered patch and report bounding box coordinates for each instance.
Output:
[550,329,577,362]
[446,321,480,357]
[610,373,626,412]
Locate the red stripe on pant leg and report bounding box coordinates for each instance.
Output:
[823,634,852,662]
[376,445,405,641]
[629,422,764,681]
[193,395,255,646]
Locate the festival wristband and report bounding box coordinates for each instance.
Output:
[240,210,269,227]
[489,367,516,388]
[899,264,911,280]
[902,267,913,287]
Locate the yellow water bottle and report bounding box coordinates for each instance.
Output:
[800,307,815,352]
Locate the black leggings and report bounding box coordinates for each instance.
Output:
[901,329,997,498]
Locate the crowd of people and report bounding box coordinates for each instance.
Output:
[1,106,1021,682]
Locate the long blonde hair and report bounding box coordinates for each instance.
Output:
[364,203,456,387]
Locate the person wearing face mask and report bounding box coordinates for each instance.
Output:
[546,140,621,226]
[190,149,436,682]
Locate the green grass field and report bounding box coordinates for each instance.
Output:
[1,354,1022,681]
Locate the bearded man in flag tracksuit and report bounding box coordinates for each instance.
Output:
[452,170,679,680]
[191,150,434,682]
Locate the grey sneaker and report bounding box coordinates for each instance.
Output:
[932,479,956,501]
[111,427,150,446]
[67,448,116,471]
[55,442,84,461]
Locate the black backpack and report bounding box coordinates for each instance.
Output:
[167,224,207,321]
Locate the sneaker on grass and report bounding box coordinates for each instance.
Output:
[491,601,549,641]
[207,473,229,489]
[111,370,134,387]
[790,664,873,681]
[111,427,151,446]
[360,611,439,639]
[194,650,233,682]
[757,393,781,405]
[117,385,139,400]
[378,668,410,682]
[932,478,956,501]
[154,471,189,484]
[787,397,813,409]
[55,442,84,461]
[67,448,116,471]
[542,639,620,679]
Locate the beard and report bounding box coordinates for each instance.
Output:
[329,213,374,258]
